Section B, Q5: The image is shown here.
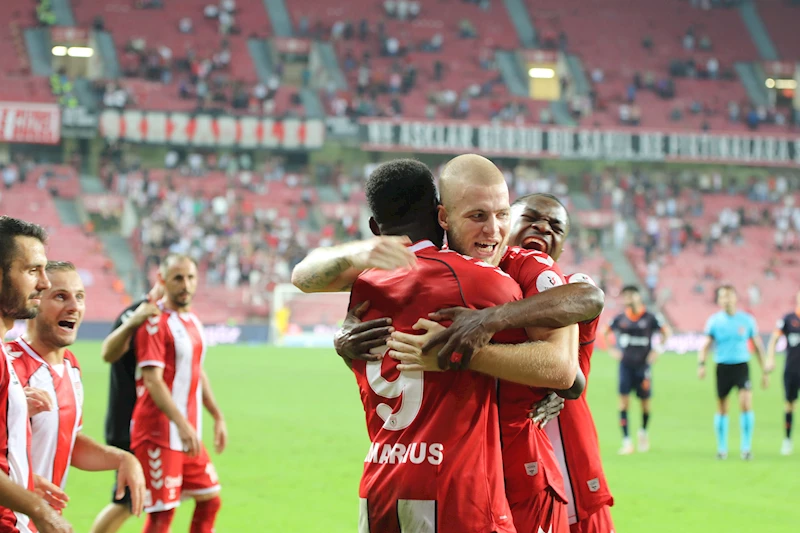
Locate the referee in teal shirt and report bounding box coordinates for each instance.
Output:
[698,285,770,460]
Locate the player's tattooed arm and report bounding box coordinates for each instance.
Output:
[291,237,416,293]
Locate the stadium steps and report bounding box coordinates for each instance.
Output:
[734,62,769,108]
[262,0,294,38]
[502,0,537,48]
[550,100,576,126]
[315,42,348,92]
[496,50,528,97]
[80,175,106,194]
[53,198,83,227]
[24,28,53,76]
[73,77,100,109]
[565,54,590,97]
[737,0,778,61]
[247,38,275,83]
[299,88,324,119]
[94,31,121,79]
[51,0,76,26]
[99,232,145,298]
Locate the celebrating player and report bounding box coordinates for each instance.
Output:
[698,285,768,460]
[6,261,145,517]
[91,283,162,533]
[296,159,581,532]
[131,254,226,533]
[294,156,602,533]
[766,289,800,456]
[388,192,615,533]
[603,285,671,455]
[0,215,73,533]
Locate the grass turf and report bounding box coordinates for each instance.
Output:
[63,343,796,532]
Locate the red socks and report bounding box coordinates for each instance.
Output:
[190,496,222,533]
[143,508,175,533]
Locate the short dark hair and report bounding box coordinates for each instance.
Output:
[366,159,438,226]
[622,285,640,294]
[46,261,76,273]
[0,216,48,275]
[512,193,571,227]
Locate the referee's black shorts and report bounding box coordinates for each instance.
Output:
[784,370,800,403]
[716,362,751,399]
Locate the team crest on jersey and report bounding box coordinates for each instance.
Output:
[535,270,563,293]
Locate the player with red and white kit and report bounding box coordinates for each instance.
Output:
[293,159,579,532]
[7,261,145,519]
[131,254,227,533]
[509,194,614,533]
[0,216,73,533]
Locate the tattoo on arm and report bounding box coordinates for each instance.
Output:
[295,257,351,292]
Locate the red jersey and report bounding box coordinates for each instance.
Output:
[545,273,613,524]
[7,339,83,490]
[131,308,206,451]
[497,246,568,504]
[351,240,521,533]
[0,343,35,533]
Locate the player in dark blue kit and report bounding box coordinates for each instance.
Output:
[767,289,800,456]
[603,286,671,455]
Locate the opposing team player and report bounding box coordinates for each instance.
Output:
[7,261,145,517]
[603,285,671,455]
[0,215,73,533]
[766,289,800,456]
[132,255,227,533]
[698,285,768,460]
[294,156,596,533]
[91,283,162,533]
[388,192,615,533]
[296,159,580,532]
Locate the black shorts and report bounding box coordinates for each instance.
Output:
[716,362,751,399]
[109,442,132,509]
[784,370,800,403]
[619,363,652,399]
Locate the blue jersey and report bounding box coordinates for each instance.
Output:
[704,311,758,365]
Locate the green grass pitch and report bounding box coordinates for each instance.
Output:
[62,343,796,532]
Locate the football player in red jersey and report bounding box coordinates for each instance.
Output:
[362,192,616,533]
[131,255,226,533]
[7,261,145,520]
[0,215,73,533]
[293,159,584,532]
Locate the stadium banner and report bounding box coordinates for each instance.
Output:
[360,119,800,166]
[61,106,99,139]
[99,110,325,149]
[0,102,61,144]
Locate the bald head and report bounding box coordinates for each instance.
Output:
[439,154,507,210]
[437,154,511,265]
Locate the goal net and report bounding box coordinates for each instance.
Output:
[271,283,351,347]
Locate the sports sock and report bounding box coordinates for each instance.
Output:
[786,411,793,439]
[620,410,629,438]
[740,411,755,452]
[714,413,729,454]
[144,509,175,533]
[190,496,222,533]
[642,412,650,431]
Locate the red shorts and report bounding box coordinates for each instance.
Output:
[133,441,221,513]
[570,506,615,533]
[509,488,569,533]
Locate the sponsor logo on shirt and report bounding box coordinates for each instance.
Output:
[587,478,600,492]
[524,461,539,476]
[364,441,443,465]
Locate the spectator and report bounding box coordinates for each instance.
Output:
[728,101,740,122]
[204,4,219,18]
[707,57,719,79]
[179,17,193,33]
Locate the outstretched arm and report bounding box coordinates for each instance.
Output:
[390,320,579,390]
[421,282,603,369]
[291,237,416,293]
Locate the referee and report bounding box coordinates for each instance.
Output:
[90,283,162,533]
[698,285,769,461]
